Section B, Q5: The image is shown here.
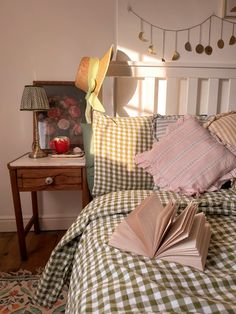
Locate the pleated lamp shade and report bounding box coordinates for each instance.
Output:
[20,85,50,111]
[20,85,50,158]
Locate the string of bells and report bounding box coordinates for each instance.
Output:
[128,5,236,62]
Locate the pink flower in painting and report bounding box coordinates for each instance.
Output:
[59,100,70,109]
[68,105,81,118]
[48,107,62,119]
[72,123,82,135]
[64,97,78,107]
[57,118,70,130]
[41,94,84,148]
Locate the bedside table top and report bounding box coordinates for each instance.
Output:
[9,153,86,168]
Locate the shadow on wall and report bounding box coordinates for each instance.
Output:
[115,50,138,117]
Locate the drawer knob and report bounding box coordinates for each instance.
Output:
[45,177,54,185]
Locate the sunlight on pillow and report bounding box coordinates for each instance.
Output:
[92,111,154,197]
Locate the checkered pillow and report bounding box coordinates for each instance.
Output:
[152,114,209,140]
[92,111,154,197]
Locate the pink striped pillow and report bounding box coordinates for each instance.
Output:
[135,115,236,196]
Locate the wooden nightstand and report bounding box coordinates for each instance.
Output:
[8,153,90,260]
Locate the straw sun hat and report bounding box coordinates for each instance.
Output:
[75,45,113,122]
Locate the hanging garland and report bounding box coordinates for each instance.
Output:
[128,5,236,61]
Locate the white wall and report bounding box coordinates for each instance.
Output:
[0,0,115,231]
[1,0,235,231]
[117,0,236,63]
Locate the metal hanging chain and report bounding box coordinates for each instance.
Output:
[162,30,166,61]
[208,16,212,45]
[187,29,190,42]
[217,17,225,48]
[141,18,144,32]
[128,5,236,34]
[175,31,177,51]
[139,18,148,41]
[196,23,204,53]
[148,24,156,54]
[205,16,213,55]
[128,5,236,58]
[220,18,224,38]
[150,24,153,45]
[199,23,202,43]
[185,28,192,51]
[172,31,180,60]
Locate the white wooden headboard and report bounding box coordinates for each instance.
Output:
[105,61,236,117]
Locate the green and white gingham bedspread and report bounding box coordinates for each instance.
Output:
[35,189,236,313]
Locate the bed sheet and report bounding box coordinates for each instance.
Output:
[35,189,236,313]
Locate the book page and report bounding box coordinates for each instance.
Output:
[159,222,211,271]
[152,201,177,254]
[198,222,211,269]
[109,220,149,257]
[156,203,197,255]
[125,192,161,240]
[109,192,211,270]
[125,193,159,253]
[126,192,176,257]
[157,213,204,256]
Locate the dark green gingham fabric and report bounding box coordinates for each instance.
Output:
[34,189,236,313]
[92,111,154,197]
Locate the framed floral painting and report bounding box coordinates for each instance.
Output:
[224,0,236,18]
[33,81,87,150]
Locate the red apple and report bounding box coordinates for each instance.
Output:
[51,136,70,154]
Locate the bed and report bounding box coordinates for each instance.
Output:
[34,62,236,313]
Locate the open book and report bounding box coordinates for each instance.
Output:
[109,192,211,271]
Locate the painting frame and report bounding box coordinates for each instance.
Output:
[33,81,87,152]
[223,0,236,18]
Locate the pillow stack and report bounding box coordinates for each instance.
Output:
[88,110,236,198]
[135,115,236,196]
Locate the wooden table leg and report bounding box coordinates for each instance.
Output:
[9,169,27,260]
[31,191,40,234]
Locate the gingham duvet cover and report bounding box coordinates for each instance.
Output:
[35,189,236,313]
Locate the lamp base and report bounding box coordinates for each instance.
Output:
[29,111,48,158]
[29,147,48,158]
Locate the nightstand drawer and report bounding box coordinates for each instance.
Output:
[17,168,82,191]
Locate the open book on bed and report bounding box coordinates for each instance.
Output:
[109,192,211,271]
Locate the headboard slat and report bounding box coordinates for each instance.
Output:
[207,79,220,115]
[166,78,179,115]
[104,61,236,116]
[228,79,236,112]
[186,78,199,115]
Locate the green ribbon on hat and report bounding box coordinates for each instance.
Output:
[85,58,105,123]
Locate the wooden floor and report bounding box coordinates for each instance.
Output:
[0,230,66,273]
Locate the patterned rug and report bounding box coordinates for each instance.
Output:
[0,269,67,313]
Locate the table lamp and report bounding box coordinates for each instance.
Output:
[20,85,50,158]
